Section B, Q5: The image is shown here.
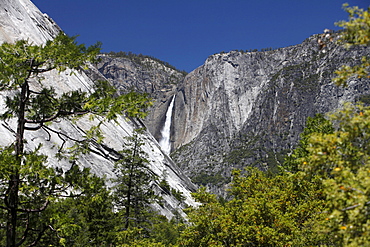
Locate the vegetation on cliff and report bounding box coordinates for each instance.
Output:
[177,4,370,247]
[0,3,368,246]
[103,51,188,76]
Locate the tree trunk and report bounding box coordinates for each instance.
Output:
[6,81,28,246]
[124,165,133,230]
[6,174,19,247]
[124,141,139,229]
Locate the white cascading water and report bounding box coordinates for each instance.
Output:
[159,95,176,154]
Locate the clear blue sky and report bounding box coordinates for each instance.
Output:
[32,0,368,72]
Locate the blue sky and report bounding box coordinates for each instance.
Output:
[32,0,368,72]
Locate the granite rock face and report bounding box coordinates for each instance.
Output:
[90,19,370,193]
[96,34,370,194]
[0,0,197,218]
[96,55,185,145]
[170,34,370,193]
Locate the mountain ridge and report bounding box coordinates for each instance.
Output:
[0,0,197,218]
[97,32,370,194]
[170,33,370,193]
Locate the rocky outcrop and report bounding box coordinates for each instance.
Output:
[62,7,370,194]
[0,0,61,44]
[96,33,369,194]
[96,55,186,146]
[170,34,370,193]
[0,0,197,218]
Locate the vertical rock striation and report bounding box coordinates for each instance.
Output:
[96,55,186,143]
[170,35,370,193]
[0,0,198,217]
[88,15,369,193]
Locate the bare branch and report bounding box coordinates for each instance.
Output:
[342,201,370,211]
[24,225,49,247]
[15,216,30,247]
[42,125,85,143]
[17,200,49,213]
[24,123,43,131]
[42,125,52,141]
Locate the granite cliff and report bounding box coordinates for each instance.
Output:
[0,0,197,218]
[97,33,370,193]
[172,34,369,192]
[96,54,185,143]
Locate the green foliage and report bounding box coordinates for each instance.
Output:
[280,6,370,245]
[0,32,152,246]
[191,171,229,186]
[336,4,370,47]
[0,34,99,89]
[26,170,117,246]
[85,80,152,120]
[159,178,171,194]
[158,177,185,202]
[111,129,187,246]
[178,5,370,246]
[283,113,334,173]
[333,4,370,86]
[151,214,185,246]
[170,188,186,203]
[112,129,159,229]
[358,93,370,105]
[115,227,166,247]
[113,213,184,246]
[105,51,188,76]
[299,103,370,246]
[0,32,152,135]
[0,151,112,246]
[179,169,327,246]
[0,3,368,246]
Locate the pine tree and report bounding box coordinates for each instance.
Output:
[112,128,159,230]
[0,33,151,246]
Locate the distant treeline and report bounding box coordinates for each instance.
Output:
[218,47,279,55]
[103,51,188,76]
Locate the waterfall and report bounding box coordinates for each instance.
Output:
[159,95,176,154]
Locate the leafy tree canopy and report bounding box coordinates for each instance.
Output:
[179,169,327,246]
[334,4,370,86]
[178,4,370,247]
[299,103,370,246]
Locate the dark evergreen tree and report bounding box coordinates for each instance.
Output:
[0,33,151,246]
[39,171,118,246]
[113,129,159,230]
